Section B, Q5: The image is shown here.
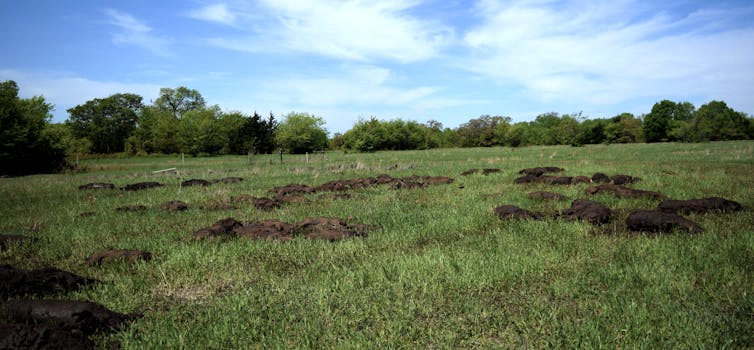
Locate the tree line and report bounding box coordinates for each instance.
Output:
[1,79,753,175]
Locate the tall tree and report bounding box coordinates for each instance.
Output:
[643,100,695,142]
[66,93,143,153]
[689,101,750,141]
[154,87,206,118]
[0,80,67,175]
[275,112,328,153]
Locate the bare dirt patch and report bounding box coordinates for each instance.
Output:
[518,167,564,176]
[161,200,188,212]
[585,184,664,199]
[121,182,163,191]
[626,210,703,234]
[658,197,743,214]
[560,200,612,224]
[78,183,115,190]
[1,265,96,298]
[494,205,543,220]
[215,177,243,184]
[192,218,243,241]
[180,179,212,187]
[3,299,140,336]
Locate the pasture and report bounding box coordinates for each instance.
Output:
[1,141,753,348]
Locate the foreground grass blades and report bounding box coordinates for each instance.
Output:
[1,141,753,348]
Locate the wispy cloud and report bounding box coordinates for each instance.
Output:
[461,0,754,108]
[205,0,451,63]
[104,9,172,58]
[187,3,237,26]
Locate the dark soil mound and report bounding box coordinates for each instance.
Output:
[461,169,479,176]
[78,183,115,190]
[161,200,188,212]
[513,174,541,184]
[115,205,147,212]
[389,179,427,190]
[252,198,281,211]
[585,184,664,199]
[626,210,703,234]
[121,182,163,191]
[0,235,35,251]
[79,212,96,218]
[216,177,243,184]
[181,179,211,187]
[591,173,610,183]
[518,167,564,176]
[1,265,96,298]
[494,205,543,220]
[87,249,152,266]
[610,174,641,185]
[295,217,369,241]
[482,168,501,175]
[275,195,307,204]
[658,197,743,214]
[0,323,95,350]
[234,220,295,241]
[3,299,139,336]
[572,176,592,184]
[528,191,568,201]
[192,218,242,241]
[561,200,612,224]
[271,184,316,196]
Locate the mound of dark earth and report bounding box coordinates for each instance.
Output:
[251,197,281,211]
[271,184,317,196]
[585,184,664,199]
[78,183,115,190]
[658,197,743,214]
[527,191,568,201]
[610,174,641,185]
[515,174,590,185]
[122,182,163,191]
[1,265,96,298]
[87,249,152,266]
[494,205,543,220]
[560,200,612,224]
[161,200,188,212]
[0,235,35,251]
[180,179,211,187]
[591,173,610,183]
[234,220,295,241]
[518,167,564,176]
[626,210,703,234]
[3,299,140,336]
[192,218,242,241]
[0,322,95,350]
[115,205,147,212]
[461,169,479,176]
[216,177,243,184]
[462,168,501,176]
[296,217,370,241]
[230,194,256,203]
[79,212,96,217]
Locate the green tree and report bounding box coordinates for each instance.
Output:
[66,93,143,153]
[177,106,224,156]
[0,80,67,175]
[154,87,206,118]
[456,115,510,147]
[605,113,643,143]
[643,100,695,142]
[689,101,750,141]
[525,112,561,145]
[275,112,328,153]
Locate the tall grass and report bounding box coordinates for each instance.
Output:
[1,141,752,348]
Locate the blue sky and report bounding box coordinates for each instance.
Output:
[1,0,753,134]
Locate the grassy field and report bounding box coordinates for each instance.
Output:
[1,141,753,349]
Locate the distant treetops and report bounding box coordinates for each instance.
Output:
[1,79,753,175]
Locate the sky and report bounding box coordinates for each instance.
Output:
[1,0,753,134]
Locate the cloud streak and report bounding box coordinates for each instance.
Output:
[461,0,754,109]
[105,9,172,58]
[187,4,238,26]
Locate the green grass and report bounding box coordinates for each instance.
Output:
[1,141,753,349]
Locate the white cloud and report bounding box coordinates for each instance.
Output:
[461,0,754,109]
[206,0,451,63]
[187,3,237,26]
[0,69,161,122]
[104,9,172,57]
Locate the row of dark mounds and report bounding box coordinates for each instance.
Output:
[498,167,744,233]
[0,263,140,349]
[78,177,244,191]
[192,217,372,242]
